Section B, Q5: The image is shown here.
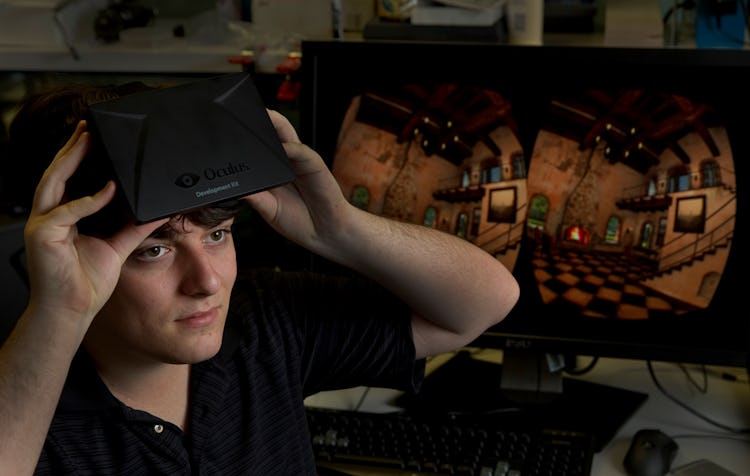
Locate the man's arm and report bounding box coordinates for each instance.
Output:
[332,209,518,359]
[246,111,519,359]
[0,122,166,474]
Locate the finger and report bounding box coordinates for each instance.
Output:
[38,180,117,232]
[53,120,87,162]
[32,127,91,215]
[282,142,328,178]
[243,190,279,222]
[267,109,300,143]
[68,179,116,221]
[45,120,88,180]
[106,217,169,263]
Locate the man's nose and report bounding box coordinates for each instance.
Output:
[179,248,222,296]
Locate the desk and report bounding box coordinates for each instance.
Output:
[305,350,750,475]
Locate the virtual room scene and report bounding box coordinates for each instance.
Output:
[332,83,526,275]
[331,83,735,322]
[528,88,735,320]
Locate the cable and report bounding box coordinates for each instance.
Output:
[352,387,371,412]
[647,360,750,434]
[565,355,599,376]
[677,363,708,394]
[53,1,80,61]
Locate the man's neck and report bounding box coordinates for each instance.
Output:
[93,355,192,431]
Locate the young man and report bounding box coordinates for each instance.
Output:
[0,82,519,475]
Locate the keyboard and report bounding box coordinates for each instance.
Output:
[306,406,595,476]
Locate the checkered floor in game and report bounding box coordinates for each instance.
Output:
[530,247,697,320]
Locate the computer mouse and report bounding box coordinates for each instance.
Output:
[623,429,679,476]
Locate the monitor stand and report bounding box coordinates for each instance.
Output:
[499,349,566,405]
[396,350,648,452]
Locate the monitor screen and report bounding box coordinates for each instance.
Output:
[299,40,749,382]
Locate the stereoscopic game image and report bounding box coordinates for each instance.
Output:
[331,84,735,322]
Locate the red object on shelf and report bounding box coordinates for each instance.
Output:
[276,52,301,74]
[228,50,255,72]
[276,79,301,102]
[276,51,302,102]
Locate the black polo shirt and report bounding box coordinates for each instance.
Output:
[35,269,424,475]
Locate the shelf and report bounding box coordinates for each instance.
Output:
[0,43,244,74]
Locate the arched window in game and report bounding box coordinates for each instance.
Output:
[423,206,437,228]
[604,215,621,244]
[350,185,370,209]
[701,159,720,188]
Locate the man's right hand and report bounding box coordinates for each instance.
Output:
[23,120,167,330]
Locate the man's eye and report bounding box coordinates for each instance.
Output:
[139,246,167,260]
[209,229,228,242]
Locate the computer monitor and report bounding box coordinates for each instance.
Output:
[299,40,750,446]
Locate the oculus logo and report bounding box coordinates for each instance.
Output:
[175,162,250,189]
[175,173,200,188]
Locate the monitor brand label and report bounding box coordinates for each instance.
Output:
[504,338,532,349]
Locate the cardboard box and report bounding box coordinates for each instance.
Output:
[412,0,506,26]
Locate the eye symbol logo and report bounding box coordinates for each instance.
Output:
[175,173,200,188]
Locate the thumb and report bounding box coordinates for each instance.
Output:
[243,191,279,224]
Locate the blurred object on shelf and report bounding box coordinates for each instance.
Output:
[276,51,301,103]
[377,0,416,21]
[248,28,303,73]
[662,0,696,47]
[252,0,335,39]
[364,15,506,40]
[507,0,544,44]
[411,0,507,26]
[0,0,67,47]
[604,0,663,46]
[93,0,158,43]
[215,0,251,22]
[543,0,598,33]
[228,48,255,72]
[695,0,746,48]
[341,0,376,31]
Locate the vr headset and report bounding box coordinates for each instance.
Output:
[82,72,294,225]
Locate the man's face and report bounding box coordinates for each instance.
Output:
[85,217,238,365]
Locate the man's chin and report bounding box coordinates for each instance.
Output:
[168,337,223,364]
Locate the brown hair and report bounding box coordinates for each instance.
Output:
[6,81,244,236]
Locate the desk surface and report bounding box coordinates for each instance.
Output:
[305,350,750,475]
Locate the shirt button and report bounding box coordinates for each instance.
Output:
[153,424,164,434]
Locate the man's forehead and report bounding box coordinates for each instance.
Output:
[146,215,234,239]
